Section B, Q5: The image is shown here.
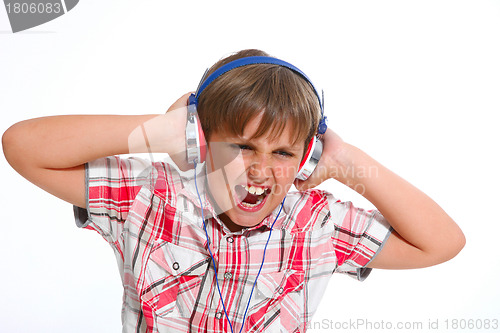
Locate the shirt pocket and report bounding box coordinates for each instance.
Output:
[140,241,209,319]
[247,270,306,332]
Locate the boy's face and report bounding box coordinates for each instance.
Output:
[205,113,304,232]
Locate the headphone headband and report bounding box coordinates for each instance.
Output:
[191,56,327,134]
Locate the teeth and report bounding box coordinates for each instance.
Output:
[244,185,265,195]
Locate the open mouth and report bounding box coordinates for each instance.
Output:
[234,184,271,210]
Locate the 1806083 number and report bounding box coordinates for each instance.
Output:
[444,319,498,330]
[6,2,62,14]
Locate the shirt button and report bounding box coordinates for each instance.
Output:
[226,237,234,243]
[215,311,224,319]
[224,272,233,279]
[172,262,180,270]
[278,287,284,294]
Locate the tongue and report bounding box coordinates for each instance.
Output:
[243,192,260,205]
[235,185,265,205]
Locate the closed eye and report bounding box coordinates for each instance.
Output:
[230,143,296,158]
[274,150,293,157]
[228,144,254,154]
[238,144,253,151]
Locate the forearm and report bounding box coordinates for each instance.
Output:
[3,109,192,170]
[335,144,465,267]
[3,114,156,170]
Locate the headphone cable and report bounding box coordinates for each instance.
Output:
[193,160,284,333]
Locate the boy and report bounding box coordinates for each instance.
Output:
[2,49,465,332]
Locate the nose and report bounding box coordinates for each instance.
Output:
[248,152,273,181]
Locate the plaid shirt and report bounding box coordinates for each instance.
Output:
[74,156,391,333]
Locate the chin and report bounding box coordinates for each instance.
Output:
[221,210,263,230]
[223,195,285,232]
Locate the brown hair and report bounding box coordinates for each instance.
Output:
[197,49,321,152]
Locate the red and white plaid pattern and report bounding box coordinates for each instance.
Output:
[74,156,391,332]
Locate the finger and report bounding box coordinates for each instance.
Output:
[166,92,193,113]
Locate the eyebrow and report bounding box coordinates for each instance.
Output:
[236,138,303,153]
[274,145,303,153]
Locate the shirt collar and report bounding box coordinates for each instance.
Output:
[177,173,218,220]
[246,200,288,231]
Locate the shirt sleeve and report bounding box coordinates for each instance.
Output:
[328,195,392,281]
[73,156,155,252]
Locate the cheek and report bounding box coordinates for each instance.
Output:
[205,153,249,214]
[207,143,246,176]
[273,160,301,181]
[206,169,234,214]
[269,161,300,197]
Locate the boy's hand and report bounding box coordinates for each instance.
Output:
[166,92,193,170]
[167,92,197,171]
[166,92,192,113]
[128,92,195,171]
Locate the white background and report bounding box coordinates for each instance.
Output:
[1,1,499,332]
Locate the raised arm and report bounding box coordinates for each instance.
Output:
[2,94,190,209]
[295,129,466,269]
[2,115,154,208]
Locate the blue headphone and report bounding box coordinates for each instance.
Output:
[185,56,327,180]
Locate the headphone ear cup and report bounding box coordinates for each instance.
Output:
[198,119,206,163]
[296,137,323,181]
[186,104,207,164]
